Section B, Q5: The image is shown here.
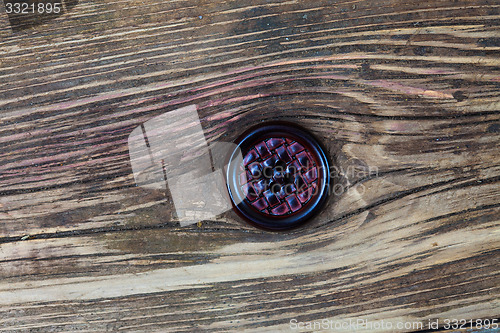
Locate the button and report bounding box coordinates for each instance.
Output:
[226,122,330,231]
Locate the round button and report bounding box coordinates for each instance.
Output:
[226,122,330,231]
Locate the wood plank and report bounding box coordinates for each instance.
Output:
[0,0,499,331]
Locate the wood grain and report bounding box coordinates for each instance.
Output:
[0,0,499,331]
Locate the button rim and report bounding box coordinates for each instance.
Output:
[226,121,331,231]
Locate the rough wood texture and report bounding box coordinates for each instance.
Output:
[0,0,499,331]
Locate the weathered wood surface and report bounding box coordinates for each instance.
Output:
[0,0,499,331]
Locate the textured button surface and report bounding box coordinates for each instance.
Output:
[226,122,330,231]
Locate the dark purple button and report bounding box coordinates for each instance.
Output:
[266,138,285,150]
[253,179,268,195]
[286,194,301,212]
[271,202,290,215]
[304,167,318,183]
[262,155,278,169]
[226,122,330,231]
[263,189,280,207]
[255,141,271,158]
[252,197,269,211]
[243,149,259,166]
[248,162,262,178]
[287,142,305,156]
[296,151,313,170]
[297,185,314,203]
[275,145,292,163]
[242,183,258,201]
